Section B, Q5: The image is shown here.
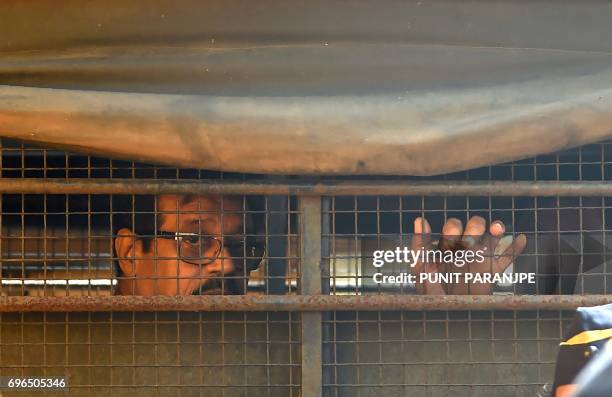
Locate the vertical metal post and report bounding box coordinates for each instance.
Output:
[320,197,333,397]
[300,196,322,397]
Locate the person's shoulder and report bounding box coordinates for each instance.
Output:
[575,303,612,330]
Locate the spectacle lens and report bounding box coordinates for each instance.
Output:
[179,235,222,265]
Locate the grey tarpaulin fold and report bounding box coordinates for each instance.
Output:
[1,0,612,175]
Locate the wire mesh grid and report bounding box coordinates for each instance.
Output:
[0,139,303,395]
[322,310,572,397]
[0,311,301,397]
[1,138,611,396]
[0,140,300,297]
[323,142,612,296]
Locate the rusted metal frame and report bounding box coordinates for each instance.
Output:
[300,196,323,397]
[2,179,612,196]
[0,295,610,312]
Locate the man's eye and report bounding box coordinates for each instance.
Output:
[183,235,201,245]
[183,235,218,252]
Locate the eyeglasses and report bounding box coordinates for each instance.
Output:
[156,231,265,270]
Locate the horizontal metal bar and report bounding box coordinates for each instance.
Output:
[0,179,611,196]
[0,295,610,312]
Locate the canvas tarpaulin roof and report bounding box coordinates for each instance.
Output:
[1,0,612,175]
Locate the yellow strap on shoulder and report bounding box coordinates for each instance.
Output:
[559,329,612,346]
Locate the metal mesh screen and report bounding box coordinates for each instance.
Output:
[323,194,612,295]
[0,311,301,397]
[0,139,303,396]
[323,310,571,396]
[323,142,612,296]
[0,140,300,296]
[0,138,611,396]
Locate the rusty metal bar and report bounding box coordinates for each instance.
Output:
[1,179,612,196]
[300,196,323,397]
[0,295,609,312]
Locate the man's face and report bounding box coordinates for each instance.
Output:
[115,194,249,296]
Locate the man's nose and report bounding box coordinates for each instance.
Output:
[206,247,236,276]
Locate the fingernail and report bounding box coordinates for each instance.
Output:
[414,217,425,233]
[492,220,505,232]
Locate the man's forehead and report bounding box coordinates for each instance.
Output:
[156,194,244,232]
[156,194,242,212]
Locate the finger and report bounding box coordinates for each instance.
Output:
[412,217,432,252]
[480,220,505,253]
[493,234,527,274]
[490,220,505,237]
[412,217,431,274]
[461,216,486,248]
[440,218,463,250]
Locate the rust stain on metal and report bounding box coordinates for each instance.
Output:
[0,295,610,312]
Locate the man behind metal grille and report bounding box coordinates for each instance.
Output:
[113,194,265,295]
[113,193,526,295]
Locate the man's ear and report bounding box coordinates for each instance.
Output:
[115,228,142,277]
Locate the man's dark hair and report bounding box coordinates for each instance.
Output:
[112,195,158,252]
